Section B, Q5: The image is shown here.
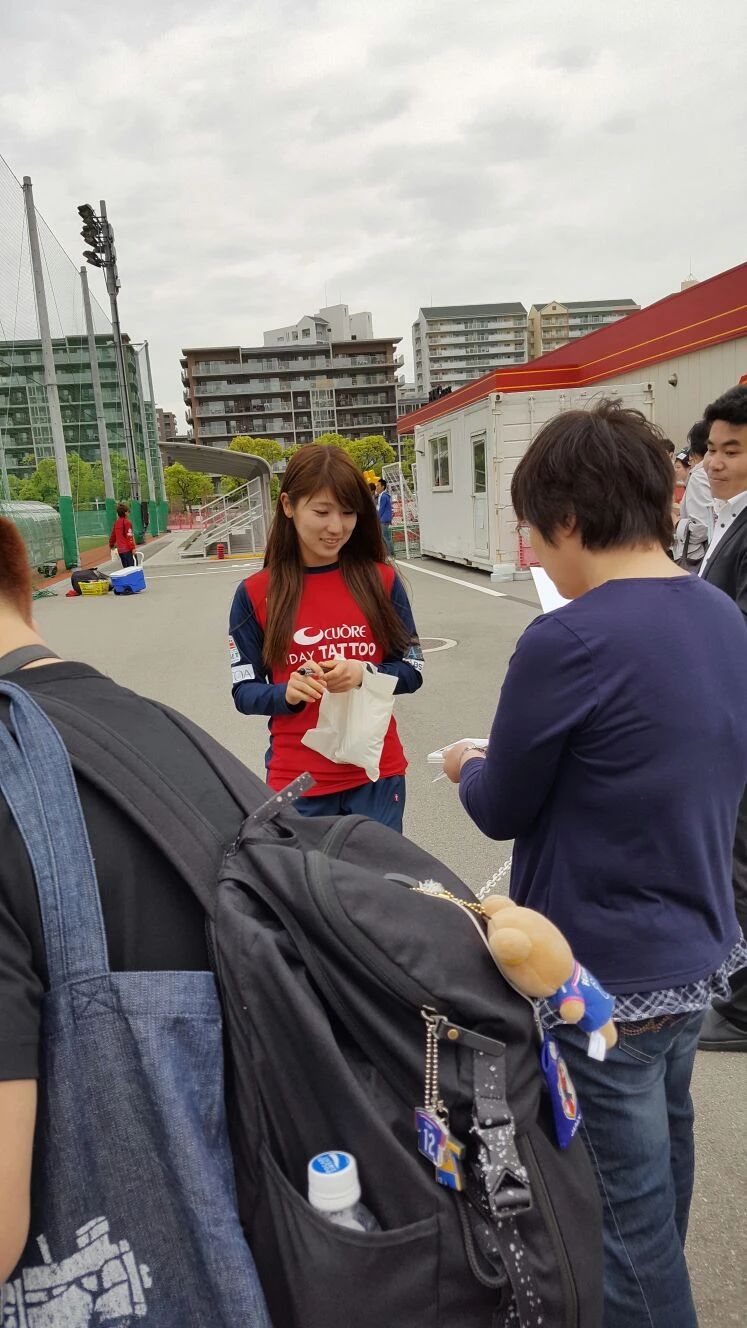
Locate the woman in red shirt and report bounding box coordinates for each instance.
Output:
[108,502,136,568]
[228,446,423,830]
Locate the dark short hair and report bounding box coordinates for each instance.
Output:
[0,517,32,624]
[377,478,387,488]
[664,439,675,456]
[703,384,747,430]
[511,398,674,551]
[116,502,129,518]
[687,418,710,458]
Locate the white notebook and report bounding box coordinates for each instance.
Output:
[530,566,570,613]
[427,739,489,765]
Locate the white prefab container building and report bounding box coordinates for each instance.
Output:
[404,261,747,580]
[414,383,654,580]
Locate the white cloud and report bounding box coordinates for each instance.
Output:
[1,0,745,419]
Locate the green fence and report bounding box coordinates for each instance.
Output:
[74,508,109,538]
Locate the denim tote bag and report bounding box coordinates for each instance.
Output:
[0,682,272,1328]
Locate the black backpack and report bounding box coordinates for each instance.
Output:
[70,567,110,594]
[34,695,603,1328]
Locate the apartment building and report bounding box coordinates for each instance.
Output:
[412,303,528,395]
[264,304,374,346]
[182,308,402,451]
[0,335,153,481]
[156,407,177,441]
[396,382,429,418]
[527,299,640,358]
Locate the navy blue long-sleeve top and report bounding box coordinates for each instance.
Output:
[229,562,423,792]
[460,577,747,992]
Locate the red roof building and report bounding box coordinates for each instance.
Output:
[400,262,747,437]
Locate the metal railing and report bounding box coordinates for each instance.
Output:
[381,463,420,559]
[181,480,267,558]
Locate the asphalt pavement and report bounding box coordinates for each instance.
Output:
[34,540,746,1326]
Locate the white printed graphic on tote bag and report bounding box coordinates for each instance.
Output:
[2,1217,152,1326]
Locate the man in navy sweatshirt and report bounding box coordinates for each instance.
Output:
[444,400,747,1328]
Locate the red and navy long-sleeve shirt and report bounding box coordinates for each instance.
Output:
[229,561,423,794]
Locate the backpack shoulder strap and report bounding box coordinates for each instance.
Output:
[146,699,267,817]
[33,694,234,918]
[0,646,61,675]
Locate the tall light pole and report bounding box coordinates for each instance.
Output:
[80,265,117,533]
[78,199,144,544]
[24,177,79,568]
[0,424,10,501]
[134,347,157,536]
[143,340,169,532]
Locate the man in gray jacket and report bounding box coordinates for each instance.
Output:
[674,419,713,569]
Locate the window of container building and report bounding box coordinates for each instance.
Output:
[430,434,451,490]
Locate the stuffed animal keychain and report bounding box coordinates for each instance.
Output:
[413,882,617,1148]
[482,896,618,1148]
[482,896,617,1057]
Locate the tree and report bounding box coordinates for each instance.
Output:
[398,436,416,485]
[98,453,154,503]
[226,436,287,504]
[88,461,107,502]
[66,452,97,505]
[229,436,284,466]
[344,435,395,475]
[18,458,59,504]
[163,463,214,511]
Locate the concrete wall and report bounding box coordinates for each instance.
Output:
[349,311,374,340]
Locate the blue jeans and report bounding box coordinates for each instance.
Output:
[381,523,394,556]
[295,774,406,831]
[555,1010,704,1328]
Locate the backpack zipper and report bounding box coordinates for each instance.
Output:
[319,814,369,859]
[308,849,443,1011]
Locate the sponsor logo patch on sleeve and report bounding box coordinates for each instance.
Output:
[229,635,241,664]
[405,642,425,674]
[231,663,255,684]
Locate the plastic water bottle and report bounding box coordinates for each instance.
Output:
[308,1151,380,1232]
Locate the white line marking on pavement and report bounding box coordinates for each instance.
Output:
[396,562,506,597]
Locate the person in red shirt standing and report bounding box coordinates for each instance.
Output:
[108,502,136,567]
[229,446,424,831]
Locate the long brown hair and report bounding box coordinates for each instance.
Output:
[262,445,410,667]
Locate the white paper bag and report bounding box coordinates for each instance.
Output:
[301,664,397,782]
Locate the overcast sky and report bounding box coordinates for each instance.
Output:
[2,0,745,423]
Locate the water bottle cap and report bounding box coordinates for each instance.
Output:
[308,1151,361,1212]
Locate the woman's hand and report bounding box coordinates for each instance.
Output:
[285,662,327,706]
[320,656,365,693]
[443,740,487,784]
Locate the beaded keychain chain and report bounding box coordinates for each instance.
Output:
[412,879,544,1036]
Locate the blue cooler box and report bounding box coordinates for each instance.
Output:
[110,566,146,594]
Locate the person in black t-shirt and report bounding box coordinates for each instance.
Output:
[0,517,246,1280]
